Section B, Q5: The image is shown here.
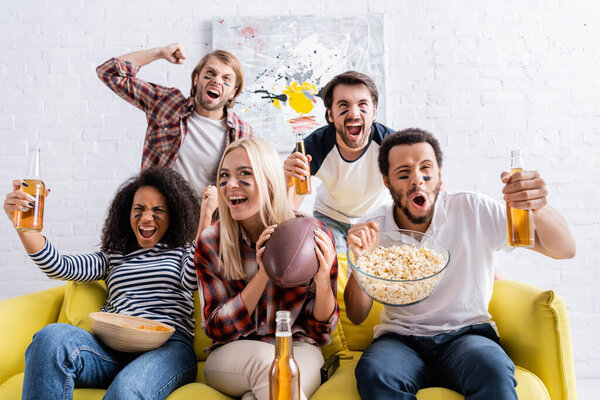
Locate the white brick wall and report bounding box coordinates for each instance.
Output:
[1,0,599,392]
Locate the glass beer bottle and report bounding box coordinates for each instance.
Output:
[506,149,534,247]
[269,311,300,400]
[15,147,46,232]
[294,132,311,195]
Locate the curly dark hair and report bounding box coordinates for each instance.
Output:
[378,128,444,176]
[101,166,200,254]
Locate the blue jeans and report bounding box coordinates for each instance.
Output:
[355,324,518,400]
[22,323,197,400]
[313,211,351,253]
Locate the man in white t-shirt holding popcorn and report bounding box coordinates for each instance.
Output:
[344,128,575,399]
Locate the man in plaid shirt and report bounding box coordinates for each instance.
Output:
[96,43,253,206]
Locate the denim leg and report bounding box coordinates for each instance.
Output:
[433,328,518,400]
[312,211,350,253]
[104,332,197,400]
[22,323,125,400]
[355,334,429,400]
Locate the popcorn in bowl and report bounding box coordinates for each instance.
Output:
[348,229,450,306]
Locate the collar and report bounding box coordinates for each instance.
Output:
[184,97,234,126]
[239,224,256,250]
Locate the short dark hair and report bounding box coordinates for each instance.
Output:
[101,166,200,254]
[320,71,379,124]
[378,128,444,176]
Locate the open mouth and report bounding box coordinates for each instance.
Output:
[207,89,220,99]
[139,225,157,239]
[410,193,427,209]
[345,122,362,137]
[229,195,248,206]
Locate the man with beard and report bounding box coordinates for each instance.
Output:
[344,128,576,399]
[284,71,394,252]
[97,43,253,231]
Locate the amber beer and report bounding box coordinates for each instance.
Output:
[15,179,46,232]
[294,133,311,195]
[506,150,534,247]
[15,148,45,232]
[269,311,300,400]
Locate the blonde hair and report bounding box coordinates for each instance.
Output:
[190,49,244,109]
[217,137,295,280]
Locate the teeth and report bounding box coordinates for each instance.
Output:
[229,196,246,201]
[140,226,156,231]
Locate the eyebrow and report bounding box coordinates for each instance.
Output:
[393,159,434,173]
[336,98,370,106]
[219,165,252,173]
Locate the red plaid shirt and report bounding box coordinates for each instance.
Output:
[96,58,254,170]
[195,219,339,350]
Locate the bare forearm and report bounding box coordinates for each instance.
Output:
[532,205,576,259]
[17,231,46,254]
[313,280,336,322]
[344,274,373,325]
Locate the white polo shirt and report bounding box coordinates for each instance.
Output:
[360,191,509,338]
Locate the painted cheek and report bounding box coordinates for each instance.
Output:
[423,176,432,181]
[239,180,251,187]
[219,180,227,187]
[339,110,348,116]
[133,212,142,218]
[223,81,231,87]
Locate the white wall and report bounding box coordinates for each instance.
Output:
[1,0,598,392]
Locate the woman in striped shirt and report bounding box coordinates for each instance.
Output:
[3,166,200,400]
[195,137,339,400]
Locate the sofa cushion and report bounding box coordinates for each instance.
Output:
[58,281,107,332]
[336,255,384,351]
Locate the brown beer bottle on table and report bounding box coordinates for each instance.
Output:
[506,149,534,247]
[294,132,311,195]
[15,147,46,232]
[269,310,300,400]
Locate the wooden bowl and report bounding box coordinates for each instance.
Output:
[89,312,175,353]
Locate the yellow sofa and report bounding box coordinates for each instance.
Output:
[0,255,577,400]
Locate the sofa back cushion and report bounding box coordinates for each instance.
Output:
[57,281,107,332]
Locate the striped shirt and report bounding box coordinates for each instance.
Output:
[195,219,339,350]
[96,57,254,171]
[29,240,198,340]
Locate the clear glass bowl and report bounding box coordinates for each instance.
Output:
[347,229,450,306]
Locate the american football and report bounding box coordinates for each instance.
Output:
[262,217,320,288]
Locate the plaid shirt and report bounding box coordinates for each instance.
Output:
[195,219,339,350]
[96,58,254,170]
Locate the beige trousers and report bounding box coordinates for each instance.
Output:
[204,339,324,400]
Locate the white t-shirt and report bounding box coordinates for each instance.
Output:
[172,112,227,199]
[360,191,509,338]
[303,122,395,224]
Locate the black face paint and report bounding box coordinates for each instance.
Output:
[133,212,142,218]
[423,176,432,181]
[223,81,231,87]
[339,110,348,116]
[219,180,227,187]
[359,109,367,114]
[239,180,251,187]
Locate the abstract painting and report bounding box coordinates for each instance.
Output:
[213,15,386,151]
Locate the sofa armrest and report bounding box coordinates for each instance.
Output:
[489,280,576,400]
[0,285,65,385]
